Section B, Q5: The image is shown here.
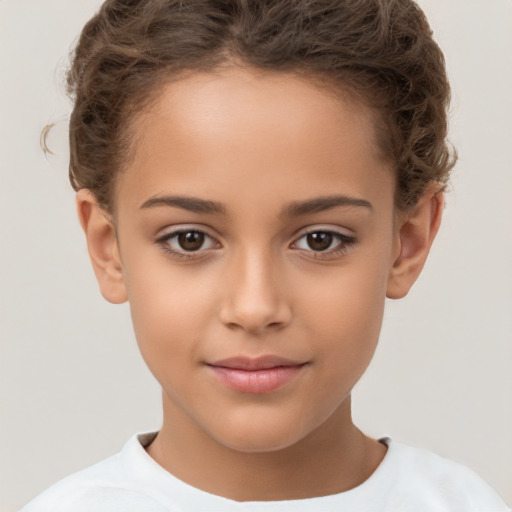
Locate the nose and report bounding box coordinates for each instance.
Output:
[218,248,292,335]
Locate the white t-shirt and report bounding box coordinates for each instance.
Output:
[21,432,509,512]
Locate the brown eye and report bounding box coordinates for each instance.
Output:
[292,229,356,257]
[177,231,205,251]
[157,228,220,259]
[306,232,333,251]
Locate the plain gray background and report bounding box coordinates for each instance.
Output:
[1,0,511,510]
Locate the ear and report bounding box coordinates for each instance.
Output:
[76,189,128,304]
[386,188,444,299]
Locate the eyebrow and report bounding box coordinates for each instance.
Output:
[282,195,373,216]
[140,195,226,214]
[140,194,372,216]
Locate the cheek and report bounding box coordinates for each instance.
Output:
[305,254,389,331]
[122,253,217,373]
[301,253,390,375]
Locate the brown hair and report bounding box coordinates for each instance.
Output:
[65,0,456,211]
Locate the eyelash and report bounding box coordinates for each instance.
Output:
[155,227,356,261]
[291,230,356,259]
[155,228,219,260]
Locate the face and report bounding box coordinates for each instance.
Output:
[112,67,399,453]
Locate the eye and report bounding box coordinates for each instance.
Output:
[156,228,219,257]
[174,231,208,251]
[292,229,355,255]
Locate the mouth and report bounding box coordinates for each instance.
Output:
[205,356,308,394]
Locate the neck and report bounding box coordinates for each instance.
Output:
[146,393,386,501]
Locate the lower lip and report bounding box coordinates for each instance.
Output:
[207,364,305,394]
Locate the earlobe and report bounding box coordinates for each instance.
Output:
[76,189,128,304]
[386,188,444,299]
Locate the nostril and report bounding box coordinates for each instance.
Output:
[223,319,286,335]
[226,322,243,331]
[217,277,293,334]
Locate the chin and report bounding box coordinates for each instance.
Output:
[217,429,304,454]
[206,408,316,454]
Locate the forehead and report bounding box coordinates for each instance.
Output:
[117,66,393,213]
[135,66,379,157]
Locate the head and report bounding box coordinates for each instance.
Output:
[67,0,455,453]
[68,0,454,212]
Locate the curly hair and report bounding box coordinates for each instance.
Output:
[65,0,456,211]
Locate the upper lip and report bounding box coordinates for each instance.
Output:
[207,355,306,371]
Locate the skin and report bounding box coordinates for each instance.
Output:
[77,66,443,501]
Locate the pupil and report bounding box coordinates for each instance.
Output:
[307,232,332,251]
[178,231,204,251]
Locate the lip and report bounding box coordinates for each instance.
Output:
[206,356,307,394]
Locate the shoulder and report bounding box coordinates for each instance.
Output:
[20,434,167,512]
[380,439,510,511]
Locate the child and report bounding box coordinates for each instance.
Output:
[20,0,510,510]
